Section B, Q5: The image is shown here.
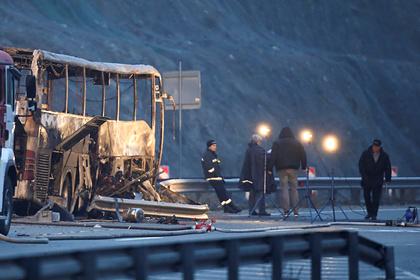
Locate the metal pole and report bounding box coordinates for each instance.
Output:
[271,237,283,280]
[116,74,120,121]
[227,240,239,280]
[331,167,336,222]
[131,247,148,280]
[82,67,86,116]
[181,244,194,280]
[264,148,267,194]
[80,252,97,280]
[310,233,322,280]
[21,258,41,280]
[348,232,359,280]
[133,76,137,121]
[306,167,313,220]
[384,247,395,280]
[178,61,182,178]
[101,72,106,117]
[65,64,69,113]
[262,146,267,209]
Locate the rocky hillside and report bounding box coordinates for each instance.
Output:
[1,0,419,177]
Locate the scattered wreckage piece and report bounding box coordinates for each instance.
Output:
[88,195,209,220]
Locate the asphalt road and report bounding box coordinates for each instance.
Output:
[1,206,420,279]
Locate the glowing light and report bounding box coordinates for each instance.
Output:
[322,135,339,153]
[300,129,313,143]
[257,124,271,138]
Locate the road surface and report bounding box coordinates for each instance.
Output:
[1,206,419,279]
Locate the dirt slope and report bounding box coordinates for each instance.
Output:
[1,0,419,177]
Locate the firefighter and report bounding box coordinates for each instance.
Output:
[201,140,241,213]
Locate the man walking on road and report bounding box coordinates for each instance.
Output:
[201,140,241,214]
[268,127,307,217]
[359,139,392,221]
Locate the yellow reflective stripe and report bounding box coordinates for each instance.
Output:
[208,168,215,173]
[241,180,253,184]
[207,177,223,181]
[221,199,232,205]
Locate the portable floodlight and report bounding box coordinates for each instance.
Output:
[322,135,339,153]
[257,124,271,138]
[300,129,313,144]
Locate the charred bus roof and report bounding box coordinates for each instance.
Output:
[1,47,161,78]
[32,50,161,79]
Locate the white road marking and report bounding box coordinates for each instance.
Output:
[114,237,162,242]
[396,267,420,280]
[348,228,420,233]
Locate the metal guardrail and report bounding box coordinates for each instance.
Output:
[88,195,209,220]
[160,177,420,193]
[0,229,394,280]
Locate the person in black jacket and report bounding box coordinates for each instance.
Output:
[201,140,241,214]
[268,127,307,216]
[358,139,392,221]
[239,134,276,216]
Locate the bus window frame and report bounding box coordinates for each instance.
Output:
[5,66,17,111]
[0,67,4,104]
[44,64,156,125]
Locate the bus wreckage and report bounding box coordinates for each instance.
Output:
[4,48,208,221]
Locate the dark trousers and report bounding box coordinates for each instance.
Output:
[208,180,230,204]
[363,183,383,218]
[249,190,266,213]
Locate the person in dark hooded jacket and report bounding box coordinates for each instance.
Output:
[268,127,306,216]
[358,139,391,221]
[239,134,276,216]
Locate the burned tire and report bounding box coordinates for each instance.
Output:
[62,175,73,212]
[0,177,13,236]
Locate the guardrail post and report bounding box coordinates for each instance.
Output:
[226,240,240,280]
[79,252,97,280]
[21,258,41,280]
[271,236,284,280]
[131,247,148,280]
[348,232,359,280]
[310,233,322,280]
[384,247,395,280]
[181,243,195,280]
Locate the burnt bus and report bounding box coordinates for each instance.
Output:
[4,48,208,220]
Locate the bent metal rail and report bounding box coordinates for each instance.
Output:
[161,177,420,193]
[0,229,394,280]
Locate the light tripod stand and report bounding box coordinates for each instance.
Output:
[283,130,321,222]
[284,167,322,222]
[249,148,284,217]
[312,167,349,222]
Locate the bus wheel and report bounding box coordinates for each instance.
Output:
[0,177,13,236]
[62,175,73,212]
